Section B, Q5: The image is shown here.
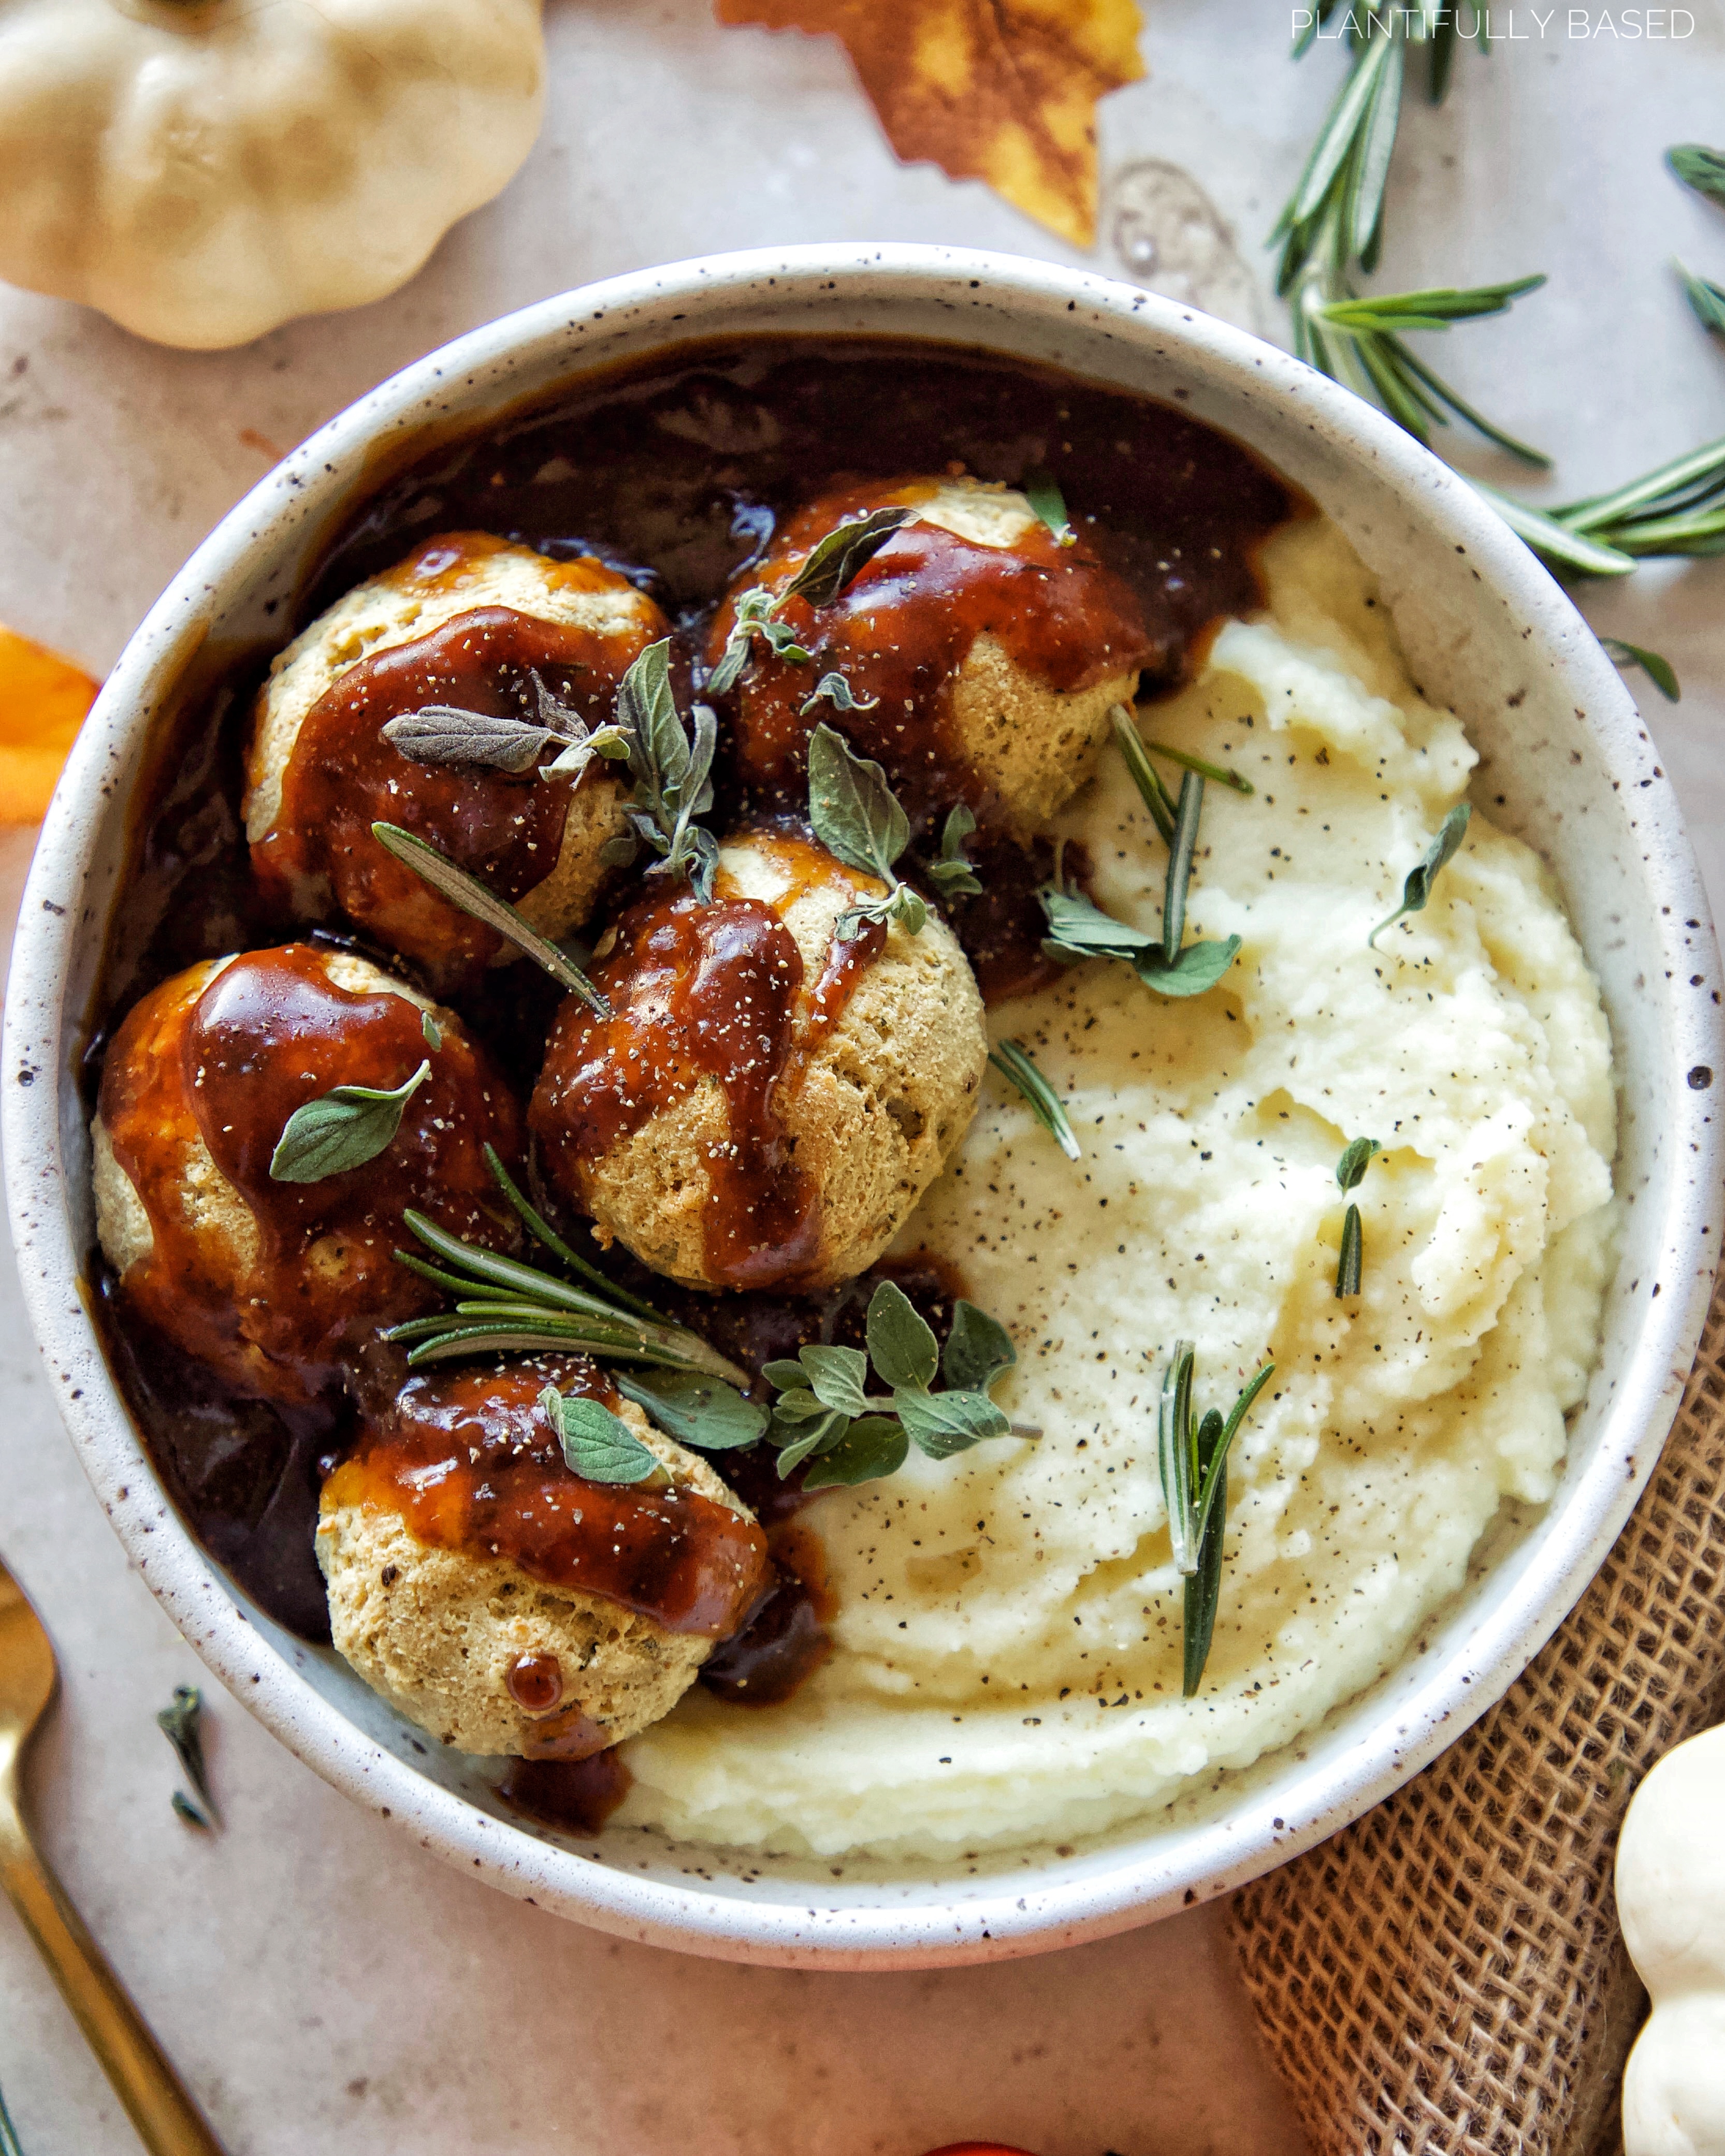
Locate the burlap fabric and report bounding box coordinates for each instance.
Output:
[1228,1270,1725,2156]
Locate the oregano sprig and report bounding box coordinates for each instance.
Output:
[762,1279,1034,1491]
[922,803,984,900]
[709,506,912,694]
[1368,801,1471,947]
[806,722,929,940]
[1157,1344,1276,1696]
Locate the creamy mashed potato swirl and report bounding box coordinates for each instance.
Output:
[614,519,1618,1860]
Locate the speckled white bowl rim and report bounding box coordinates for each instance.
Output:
[7,244,1722,1970]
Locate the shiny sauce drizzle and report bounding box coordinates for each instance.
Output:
[529,833,885,1290]
[714,483,1158,819]
[99,943,521,1403]
[324,1356,770,1637]
[254,534,658,986]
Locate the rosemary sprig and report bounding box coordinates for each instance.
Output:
[989,1039,1081,1161]
[1368,802,1470,948]
[761,1279,1034,1490]
[1678,261,1725,340]
[1275,5,1547,465]
[387,1148,750,1390]
[0,2075,25,2156]
[1602,639,1681,705]
[1157,1344,1275,1696]
[370,821,611,1015]
[1669,143,1725,209]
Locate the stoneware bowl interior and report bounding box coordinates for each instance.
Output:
[7,244,1721,1969]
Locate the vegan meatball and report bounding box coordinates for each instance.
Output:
[712,475,1156,831]
[317,1357,769,1757]
[245,532,665,992]
[529,827,988,1293]
[94,944,522,1404]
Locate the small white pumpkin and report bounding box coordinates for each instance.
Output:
[0,0,545,349]
[1617,1722,1725,2156]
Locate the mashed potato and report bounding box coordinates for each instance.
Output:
[612,517,1618,1858]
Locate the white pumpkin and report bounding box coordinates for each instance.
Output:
[1617,1722,1725,2156]
[0,0,545,349]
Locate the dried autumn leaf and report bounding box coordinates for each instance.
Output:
[716,0,1145,249]
[0,625,99,823]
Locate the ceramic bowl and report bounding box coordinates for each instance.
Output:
[7,245,1721,1970]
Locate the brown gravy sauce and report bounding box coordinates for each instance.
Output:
[99,942,522,1405]
[529,831,886,1291]
[256,535,659,991]
[328,1355,770,1636]
[89,334,1296,1723]
[715,480,1157,819]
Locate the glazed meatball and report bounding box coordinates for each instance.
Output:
[245,532,665,992]
[94,944,522,1404]
[529,827,988,1293]
[317,1358,769,1757]
[711,475,1156,831]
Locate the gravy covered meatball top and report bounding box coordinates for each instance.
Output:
[95,944,523,1404]
[245,532,665,992]
[711,475,1157,831]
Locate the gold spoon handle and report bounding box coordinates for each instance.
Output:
[0,1795,227,2154]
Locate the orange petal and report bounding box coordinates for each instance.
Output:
[715,0,1145,248]
[0,624,100,824]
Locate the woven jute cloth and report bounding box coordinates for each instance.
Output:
[1228,1270,1725,2156]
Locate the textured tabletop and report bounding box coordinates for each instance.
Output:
[1,5,1721,2150]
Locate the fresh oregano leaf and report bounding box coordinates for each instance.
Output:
[769,1387,832,1423]
[775,1410,849,1477]
[943,1300,1017,1395]
[421,1010,442,1051]
[1133,935,1242,999]
[1023,468,1076,546]
[268,1059,430,1184]
[761,1358,812,1393]
[801,1415,909,1490]
[988,1039,1081,1162]
[613,1369,767,1451]
[808,722,910,882]
[896,1387,1012,1459]
[781,506,913,608]
[865,1279,939,1393]
[1336,1136,1381,1192]
[541,1387,668,1486]
[1368,802,1472,948]
[925,803,983,898]
[800,669,879,718]
[797,1343,873,1417]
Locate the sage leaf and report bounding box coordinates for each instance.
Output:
[370,822,612,1014]
[865,1279,938,1393]
[1336,1136,1381,1192]
[541,1387,668,1486]
[782,506,912,608]
[989,1039,1081,1162]
[269,1059,430,1184]
[157,1685,220,1828]
[797,1343,873,1417]
[801,1415,909,1490]
[896,1387,1011,1459]
[808,723,910,881]
[1368,802,1472,948]
[613,1369,767,1452]
[943,1300,1017,1394]
[1039,885,1156,964]
[1023,468,1076,546]
[382,704,559,773]
[421,1010,442,1051]
[1602,636,1681,704]
[801,669,879,717]
[1133,936,1242,999]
